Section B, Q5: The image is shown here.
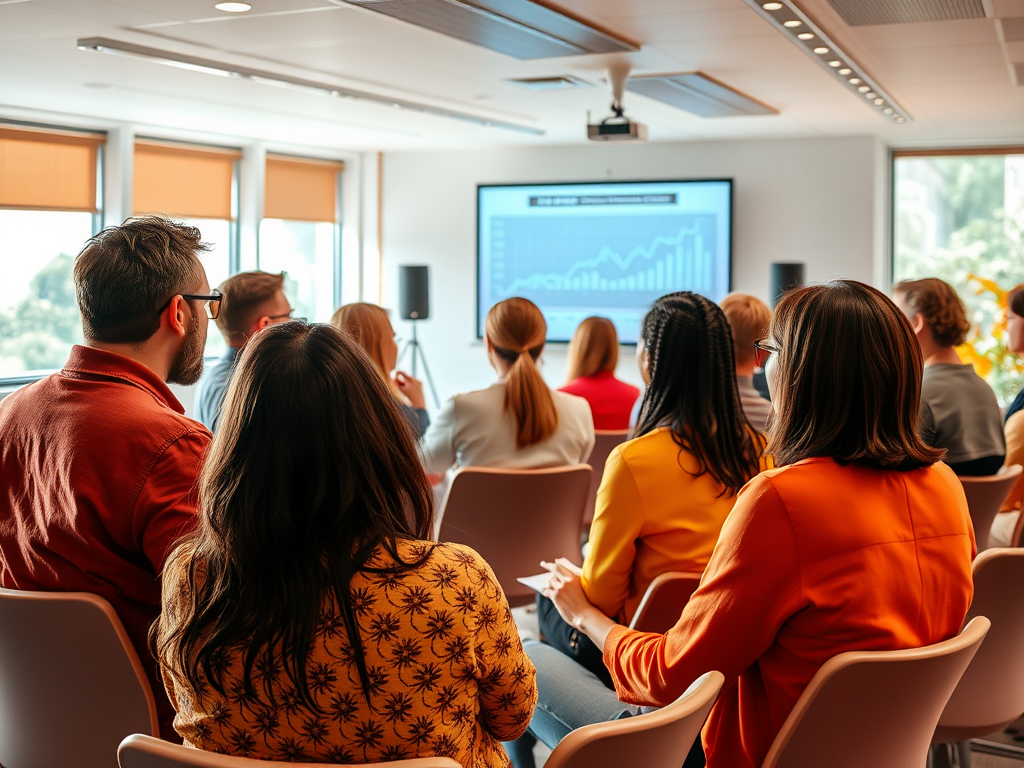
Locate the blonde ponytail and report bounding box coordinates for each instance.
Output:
[486,298,559,448]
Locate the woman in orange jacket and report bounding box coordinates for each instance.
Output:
[524,280,975,768]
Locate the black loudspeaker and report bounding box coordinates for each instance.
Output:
[770,262,805,307]
[399,265,430,320]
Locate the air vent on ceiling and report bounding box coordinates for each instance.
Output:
[828,0,984,25]
[1000,18,1024,43]
[506,75,592,90]
[626,73,777,118]
[334,0,639,59]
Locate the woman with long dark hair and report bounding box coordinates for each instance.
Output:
[520,281,974,768]
[155,322,536,766]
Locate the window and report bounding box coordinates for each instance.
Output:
[258,155,343,322]
[893,149,1024,403]
[0,125,103,379]
[134,138,240,357]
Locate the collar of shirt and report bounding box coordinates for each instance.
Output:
[60,345,186,415]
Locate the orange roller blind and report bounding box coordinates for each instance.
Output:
[0,126,104,212]
[134,139,240,220]
[265,154,343,223]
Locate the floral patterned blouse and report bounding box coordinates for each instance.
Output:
[157,539,537,767]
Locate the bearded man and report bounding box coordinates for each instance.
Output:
[0,216,215,740]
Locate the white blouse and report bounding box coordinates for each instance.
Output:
[420,382,595,474]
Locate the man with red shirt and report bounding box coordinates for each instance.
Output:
[0,216,216,740]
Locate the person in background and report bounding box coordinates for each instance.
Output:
[559,317,640,431]
[894,277,1005,475]
[155,322,536,766]
[518,281,974,768]
[0,216,216,741]
[331,302,429,438]
[509,293,765,768]
[719,292,773,432]
[195,270,295,432]
[988,283,1024,547]
[420,297,594,473]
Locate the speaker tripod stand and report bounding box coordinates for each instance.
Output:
[397,320,440,408]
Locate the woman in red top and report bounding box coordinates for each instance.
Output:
[558,317,640,430]
[521,281,975,768]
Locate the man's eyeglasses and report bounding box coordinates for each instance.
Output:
[753,339,779,369]
[159,290,223,320]
[267,311,307,323]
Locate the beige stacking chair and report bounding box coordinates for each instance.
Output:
[958,465,1023,551]
[437,465,591,606]
[628,571,704,634]
[932,549,1024,766]
[0,588,159,768]
[542,670,724,768]
[118,735,461,768]
[760,617,990,768]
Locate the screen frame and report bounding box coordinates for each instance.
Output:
[475,177,735,344]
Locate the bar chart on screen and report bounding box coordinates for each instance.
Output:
[491,214,718,303]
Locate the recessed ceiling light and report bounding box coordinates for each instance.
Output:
[214,2,251,11]
[858,85,871,92]
[797,32,814,40]
[762,2,783,9]
[849,77,862,85]
[813,46,829,54]
[783,19,802,27]
[828,60,841,67]
[838,68,852,75]
[883,107,894,114]
[895,117,905,123]
[874,98,884,105]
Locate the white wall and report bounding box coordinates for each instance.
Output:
[380,136,887,408]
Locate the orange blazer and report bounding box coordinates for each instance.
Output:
[603,458,975,768]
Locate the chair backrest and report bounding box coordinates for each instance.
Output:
[118,734,463,768]
[959,465,1023,551]
[761,616,990,768]
[935,549,1024,740]
[583,430,630,530]
[628,571,704,634]
[437,465,592,606]
[543,671,725,768]
[0,588,159,768]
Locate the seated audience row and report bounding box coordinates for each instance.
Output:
[0,215,992,768]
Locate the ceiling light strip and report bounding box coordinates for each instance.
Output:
[76,37,545,136]
[742,1,910,123]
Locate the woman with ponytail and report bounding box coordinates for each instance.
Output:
[420,297,594,474]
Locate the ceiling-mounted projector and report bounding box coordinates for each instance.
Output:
[587,63,647,142]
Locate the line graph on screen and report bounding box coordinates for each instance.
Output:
[490,213,718,307]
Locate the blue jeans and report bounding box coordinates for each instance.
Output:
[505,641,640,768]
[504,641,706,768]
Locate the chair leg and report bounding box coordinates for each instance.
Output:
[930,743,953,768]
[955,740,971,768]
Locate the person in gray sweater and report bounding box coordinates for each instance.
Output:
[894,277,1005,475]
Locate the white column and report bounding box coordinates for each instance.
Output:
[238,142,266,272]
[102,124,134,228]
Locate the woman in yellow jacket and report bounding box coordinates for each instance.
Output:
[533,293,765,691]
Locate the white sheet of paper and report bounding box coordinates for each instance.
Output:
[516,573,551,594]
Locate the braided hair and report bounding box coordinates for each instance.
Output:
[635,292,763,496]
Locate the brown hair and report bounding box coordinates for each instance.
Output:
[635,292,763,496]
[565,317,619,382]
[154,322,434,707]
[767,280,945,470]
[74,216,207,344]
[719,293,772,367]
[216,271,286,339]
[486,298,558,448]
[894,277,971,347]
[330,303,394,382]
[1008,284,1024,317]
